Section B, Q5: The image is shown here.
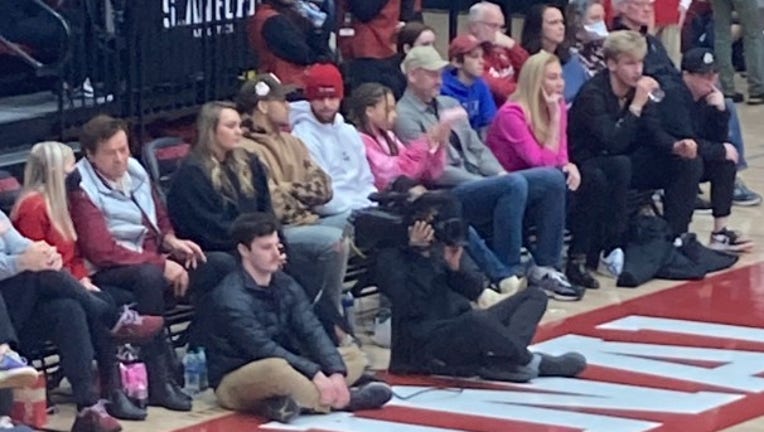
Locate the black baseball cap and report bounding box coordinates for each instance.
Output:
[681,48,718,74]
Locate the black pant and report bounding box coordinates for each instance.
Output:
[630,149,704,236]
[0,272,117,408]
[570,155,632,260]
[93,264,167,316]
[0,294,17,348]
[420,287,548,369]
[703,159,736,219]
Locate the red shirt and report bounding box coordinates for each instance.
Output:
[337,0,400,60]
[482,43,529,106]
[12,192,89,280]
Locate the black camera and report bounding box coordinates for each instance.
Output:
[351,180,467,250]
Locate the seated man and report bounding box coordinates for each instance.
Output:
[466,1,529,105]
[290,63,378,224]
[658,48,753,252]
[395,46,579,301]
[200,212,392,423]
[373,216,587,381]
[568,31,703,239]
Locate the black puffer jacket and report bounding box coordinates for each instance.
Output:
[200,268,347,388]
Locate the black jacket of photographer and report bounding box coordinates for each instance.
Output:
[374,246,484,371]
[200,267,347,389]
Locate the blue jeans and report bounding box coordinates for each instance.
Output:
[282,223,349,313]
[452,168,567,273]
[466,226,514,282]
[726,98,747,170]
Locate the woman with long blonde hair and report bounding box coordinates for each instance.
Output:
[11,141,165,425]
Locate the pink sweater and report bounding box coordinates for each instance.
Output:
[486,101,569,172]
[360,131,446,191]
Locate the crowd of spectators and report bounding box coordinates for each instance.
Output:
[0,0,761,430]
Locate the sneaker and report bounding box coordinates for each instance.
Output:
[475,288,513,310]
[497,275,525,295]
[694,195,712,214]
[598,248,624,278]
[346,382,393,411]
[565,258,599,289]
[733,178,762,207]
[477,363,538,383]
[259,396,299,423]
[709,228,754,253]
[0,351,38,389]
[110,306,165,344]
[747,93,764,105]
[529,268,583,301]
[0,415,34,431]
[537,352,587,377]
[71,400,122,432]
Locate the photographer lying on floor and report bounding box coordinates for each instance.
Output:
[367,189,587,381]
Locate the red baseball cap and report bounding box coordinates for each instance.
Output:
[448,34,482,59]
[304,63,344,101]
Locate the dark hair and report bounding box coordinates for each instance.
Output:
[396,21,434,54]
[230,212,280,248]
[346,83,399,156]
[521,4,571,63]
[80,115,128,155]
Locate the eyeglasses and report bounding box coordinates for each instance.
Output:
[478,21,507,32]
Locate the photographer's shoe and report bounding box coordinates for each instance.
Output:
[477,364,537,383]
[538,352,587,377]
[346,382,393,411]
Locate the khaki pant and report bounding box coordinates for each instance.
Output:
[215,345,367,413]
[656,24,681,68]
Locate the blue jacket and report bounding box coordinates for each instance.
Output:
[440,68,497,130]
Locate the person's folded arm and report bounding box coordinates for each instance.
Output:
[261,15,316,65]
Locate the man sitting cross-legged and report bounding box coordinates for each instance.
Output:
[199,212,392,423]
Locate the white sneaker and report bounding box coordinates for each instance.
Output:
[497,275,526,296]
[599,248,624,278]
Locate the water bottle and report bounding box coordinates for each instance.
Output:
[342,293,356,332]
[182,350,200,394]
[197,348,209,391]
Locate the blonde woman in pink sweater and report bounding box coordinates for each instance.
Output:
[487,51,605,291]
[347,82,524,298]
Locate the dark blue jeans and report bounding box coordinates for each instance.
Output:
[453,168,567,273]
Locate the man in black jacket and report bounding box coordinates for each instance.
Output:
[200,213,392,423]
[375,220,587,381]
[569,30,703,238]
[657,48,753,252]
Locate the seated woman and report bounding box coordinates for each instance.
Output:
[486,51,629,288]
[167,101,350,342]
[521,3,590,103]
[346,82,524,297]
[11,141,167,421]
[232,77,350,318]
[67,115,230,412]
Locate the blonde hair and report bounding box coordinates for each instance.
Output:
[193,101,255,201]
[510,51,560,145]
[13,141,77,240]
[602,30,647,62]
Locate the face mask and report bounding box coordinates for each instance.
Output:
[584,20,609,39]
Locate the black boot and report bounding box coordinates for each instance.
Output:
[565,255,599,289]
[101,362,147,420]
[145,341,192,412]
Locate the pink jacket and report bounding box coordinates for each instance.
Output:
[360,131,446,190]
[486,101,568,172]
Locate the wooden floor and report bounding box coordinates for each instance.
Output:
[34,13,764,432]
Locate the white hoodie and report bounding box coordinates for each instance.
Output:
[289,101,377,216]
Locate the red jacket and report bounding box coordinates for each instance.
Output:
[654,0,680,26]
[248,4,309,87]
[12,192,89,280]
[69,187,173,270]
[337,0,400,60]
[482,43,529,106]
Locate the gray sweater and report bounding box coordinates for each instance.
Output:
[394,89,504,186]
[0,211,32,282]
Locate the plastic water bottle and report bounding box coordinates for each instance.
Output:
[182,350,200,394]
[197,348,208,391]
[342,293,356,332]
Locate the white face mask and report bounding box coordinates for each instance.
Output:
[584,20,609,39]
